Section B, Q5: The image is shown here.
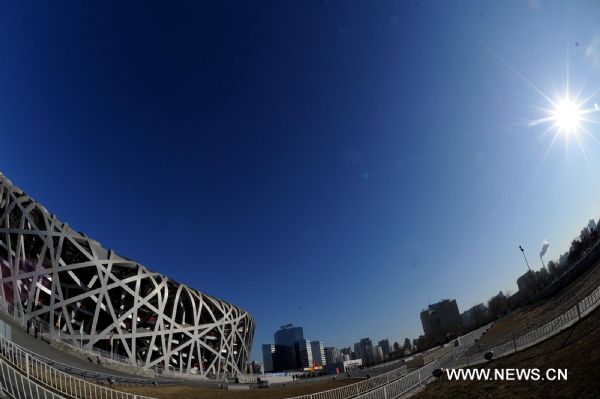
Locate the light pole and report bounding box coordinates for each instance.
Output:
[520,245,541,294]
[539,254,546,269]
[519,245,531,273]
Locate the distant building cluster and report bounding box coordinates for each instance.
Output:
[261,324,325,372]
[256,217,600,373]
[261,324,404,374]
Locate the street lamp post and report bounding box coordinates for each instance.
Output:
[520,245,540,294]
[519,245,531,272]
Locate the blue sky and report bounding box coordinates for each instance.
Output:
[2,1,600,361]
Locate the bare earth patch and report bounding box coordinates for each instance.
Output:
[115,378,356,399]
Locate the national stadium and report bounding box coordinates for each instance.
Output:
[0,172,255,378]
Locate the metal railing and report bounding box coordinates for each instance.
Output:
[51,327,144,369]
[0,265,598,399]
[455,283,600,368]
[18,340,180,386]
[284,364,408,399]
[282,325,488,399]
[0,277,594,399]
[0,355,66,399]
[55,332,241,381]
[358,359,442,399]
[0,302,250,383]
[0,333,156,399]
[325,324,500,399]
[1,277,594,399]
[467,260,600,355]
[349,278,600,399]
[284,326,486,399]
[18,316,182,377]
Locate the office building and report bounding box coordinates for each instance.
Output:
[354,338,375,365]
[378,339,391,359]
[296,339,313,369]
[461,303,489,331]
[374,346,384,363]
[272,324,304,371]
[420,299,464,345]
[324,346,340,365]
[310,341,326,367]
[274,324,304,347]
[340,347,352,357]
[261,344,275,372]
[265,324,328,371]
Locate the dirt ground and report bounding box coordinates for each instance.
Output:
[467,302,550,355]
[412,303,600,399]
[115,377,356,399]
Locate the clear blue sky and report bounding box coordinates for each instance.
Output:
[2,1,600,361]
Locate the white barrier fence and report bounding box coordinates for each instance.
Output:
[350,280,600,399]
[284,364,408,399]
[453,283,600,369]
[0,355,65,399]
[0,276,598,399]
[0,333,155,399]
[283,325,489,399]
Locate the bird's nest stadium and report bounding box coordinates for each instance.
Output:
[0,172,254,378]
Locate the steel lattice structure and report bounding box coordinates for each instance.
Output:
[0,172,254,377]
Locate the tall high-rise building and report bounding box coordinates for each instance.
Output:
[261,344,275,372]
[296,340,313,369]
[310,341,326,366]
[324,347,340,365]
[377,339,391,359]
[461,303,489,331]
[420,299,464,345]
[272,345,296,371]
[374,346,384,363]
[264,324,327,371]
[272,324,305,371]
[342,346,356,360]
[274,324,304,347]
[354,338,375,365]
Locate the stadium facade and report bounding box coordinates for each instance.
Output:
[0,172,254,377]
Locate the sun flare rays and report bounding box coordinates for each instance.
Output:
[517,67,600,178]
[481,39,600,177]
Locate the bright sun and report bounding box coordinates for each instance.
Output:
[552,98,582,135]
